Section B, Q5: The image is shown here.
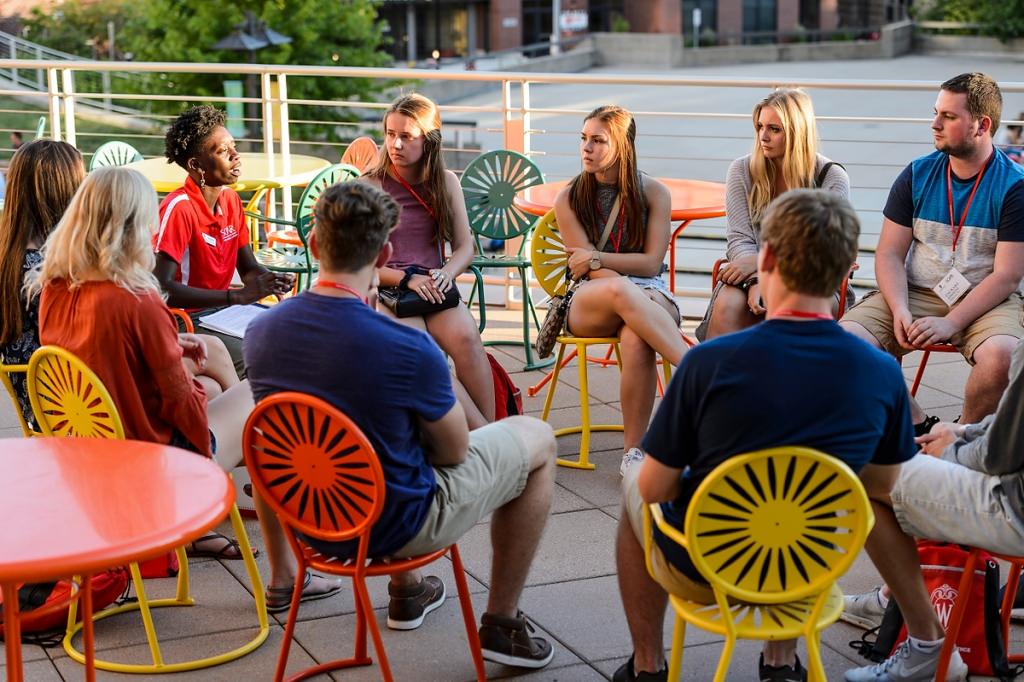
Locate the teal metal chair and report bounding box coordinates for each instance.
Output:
[250,163,357,290]
[89,141,144,170]
[33,116,46,140]
[460,150,548,370]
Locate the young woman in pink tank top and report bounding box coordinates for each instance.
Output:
[363,93,495,427]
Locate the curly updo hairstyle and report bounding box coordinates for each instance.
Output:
[164,105,227,169]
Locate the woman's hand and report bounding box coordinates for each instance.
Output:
[178,333,208,371]
[718,258,757,286]
[747,283,765,316]
[429,268,454,293]
[566,247,594,280]
[407,273,445,304]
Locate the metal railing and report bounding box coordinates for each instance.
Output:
[2,58,1022,299]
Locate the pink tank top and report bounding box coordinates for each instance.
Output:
[382,175,443,270]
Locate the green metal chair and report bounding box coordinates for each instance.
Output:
[460,150,548,370]
[89,141,143,170]
[250,163,357,290]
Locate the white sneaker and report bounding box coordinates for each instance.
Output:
[843,640,968,682]
[619,447,645,477]
[841,587,887,630]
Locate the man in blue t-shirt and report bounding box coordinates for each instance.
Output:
[842,72,1024,431]
[613,190,965,682]
[244,182,558,670]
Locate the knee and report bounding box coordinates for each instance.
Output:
[506,415,556,467]
[448,323,485,360]
[973,336,1017,372]
[607,278,644,310]
[619,327,653,360]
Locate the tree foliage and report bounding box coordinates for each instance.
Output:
[919,0,1024,42]
[24,0,394,141]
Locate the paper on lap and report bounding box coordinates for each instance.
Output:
[196,304,267,339]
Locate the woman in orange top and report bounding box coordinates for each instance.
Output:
[33,167,342,605]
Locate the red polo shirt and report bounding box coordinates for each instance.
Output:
[154,176,245,291]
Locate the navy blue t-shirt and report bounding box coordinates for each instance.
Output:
[244,292,456,557]
[642,319,916,581]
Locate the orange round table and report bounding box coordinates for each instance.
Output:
[0,438,233,682]
[514,177,726,293]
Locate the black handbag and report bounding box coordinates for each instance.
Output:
[379,277,461,318]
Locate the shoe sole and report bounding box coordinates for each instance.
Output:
[481,646,555,669]
[266,583,344,614]
[838,611,881,631]
[386,581,446,630]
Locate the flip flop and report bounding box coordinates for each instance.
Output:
[185,532,256,560]
[266,570,344,614]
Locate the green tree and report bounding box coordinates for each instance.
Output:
[23,0,136,59]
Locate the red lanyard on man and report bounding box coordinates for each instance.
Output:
[946,153,992,257]
[315,279,368,305]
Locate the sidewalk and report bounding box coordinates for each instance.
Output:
[0,309,1015,681]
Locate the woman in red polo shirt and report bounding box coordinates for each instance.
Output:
[154,106,293,377]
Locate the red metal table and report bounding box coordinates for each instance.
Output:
[514,177,726,293]
[0,438,233,682]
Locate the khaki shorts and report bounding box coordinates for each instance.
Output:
[621,465,714,604]
[394,421,531,557]
[841,287,1024,363]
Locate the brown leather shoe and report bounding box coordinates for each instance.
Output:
[478,611,554,669]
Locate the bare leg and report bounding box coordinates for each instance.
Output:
[197,334,240,389]
[863,495,943,640]
[487,416,556,616]
[962,335,1016,423]
[206,380,255,471]
[568,278,686,366]
[706,284,760,340]
[452,374,488,430]
[426,305,496,423]
[615,513,667,673]
[619,292,679,451]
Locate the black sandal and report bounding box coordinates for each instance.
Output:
[913,414,940,437]
[185,532,255,560]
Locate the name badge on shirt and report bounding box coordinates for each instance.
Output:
[933,268,971,306]
[201,231,217,247]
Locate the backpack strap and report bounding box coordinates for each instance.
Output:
[815,161,845,188]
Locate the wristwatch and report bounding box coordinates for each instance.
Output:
[739,276,759,291]
[589,250,602,271]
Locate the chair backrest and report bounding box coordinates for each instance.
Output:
[243,391,385,545]
[34,116,47,140]
[296,163,361,224]
[27,345,124,439]
[656,446,873,604]
[89,141,144,171]
[0,360,35,437]
[461,150,545,242]
[340,136,378,174]
[528,209,569,298]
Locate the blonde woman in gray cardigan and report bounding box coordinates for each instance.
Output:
[698,88,851,340]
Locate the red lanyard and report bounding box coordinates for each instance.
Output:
[595,199,626,253]
[769,309,834,321]
[314,279,368,305]
[946,155,990,255]
[390,166,437,221]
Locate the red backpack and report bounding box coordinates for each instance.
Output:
[487,352,522,419]
[0,567,130,639]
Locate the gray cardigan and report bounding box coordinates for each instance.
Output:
[942,340,1024,518]
[725,153,851,263]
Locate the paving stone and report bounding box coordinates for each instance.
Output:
[51,624,318,681]
[912,384,963,412]
[458,510,619,589]
[523,377,595,413]
[0,640,50,664]
[554,449,626,509]
[498,662,607,680]
[291,592,584,682]
[0,658,63,680]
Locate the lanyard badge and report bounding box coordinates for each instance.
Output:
[933,156,989,306]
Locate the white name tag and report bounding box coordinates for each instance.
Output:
[933,268,971,306]
[201,232,217,247]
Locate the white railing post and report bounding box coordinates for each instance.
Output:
[522,80,532,156]
[34,46,43,89]
[61,69,77,147]
[502,79,524,153]
[7,38,16,83]
[260,70,277,221]
[46,67,61,141]
[277,73,294,219]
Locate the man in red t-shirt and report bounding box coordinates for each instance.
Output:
[155,106,292,377]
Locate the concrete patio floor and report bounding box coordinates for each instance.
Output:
[1,308,1018,681]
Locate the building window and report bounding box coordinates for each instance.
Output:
[683,0,718,41]
[743,0,777,41]
[589,0,625,33]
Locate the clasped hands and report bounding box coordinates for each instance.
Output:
[894,309,962,350]
[408,268,453,304]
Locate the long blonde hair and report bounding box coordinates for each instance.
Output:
[748,88,819,225]
[29,167,161,298]
[568,105,645,252]
[369,93,454,244]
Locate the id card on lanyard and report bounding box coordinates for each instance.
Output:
[933,156,989,306]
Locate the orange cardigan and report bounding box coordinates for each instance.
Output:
[39,280,211,456]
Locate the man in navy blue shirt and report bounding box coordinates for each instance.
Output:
[245,181,558,670]
[613,190,965,682]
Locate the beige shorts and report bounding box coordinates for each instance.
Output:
[394,421,531,558]
[621,465,714,604]
[841,287,1024,363]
